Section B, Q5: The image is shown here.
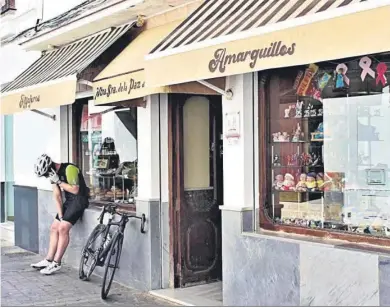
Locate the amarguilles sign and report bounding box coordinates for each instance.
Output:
[209,41,296,73]
[19,94,40,109]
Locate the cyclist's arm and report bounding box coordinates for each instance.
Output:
[58,165,80,195]
[52,184,63,218]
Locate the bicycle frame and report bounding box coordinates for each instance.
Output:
[94,205,146,263]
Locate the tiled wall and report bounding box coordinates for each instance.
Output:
[14,185,39,253]
[222,209,390,307]
[38,190,162,291]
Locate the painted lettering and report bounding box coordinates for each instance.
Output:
[209,41,296,73]
[19,94,40,109]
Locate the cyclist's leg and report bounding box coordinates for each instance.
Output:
[40,220,72,275]
[54,201,86,263]
[54,220,73,263]
[31,218,61,269]
[46,218,61,260]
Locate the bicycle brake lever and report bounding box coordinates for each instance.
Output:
[97,207,105,222]
[140,214,146,234]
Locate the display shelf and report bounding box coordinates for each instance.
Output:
[271,141,309,144]
[272,165,324,169]
[280,116,323,120]
[273,189,324,194]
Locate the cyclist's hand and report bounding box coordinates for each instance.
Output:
[48,168,61,185]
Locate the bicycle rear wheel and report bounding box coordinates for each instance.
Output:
[79,224,106,281]
[101,233,123,299]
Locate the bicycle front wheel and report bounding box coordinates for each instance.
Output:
[101,233,123,299]
[79,224,106,281]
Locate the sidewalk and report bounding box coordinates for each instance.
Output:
[0,239,175,307]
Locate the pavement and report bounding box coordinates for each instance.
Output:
[0,239,176,307]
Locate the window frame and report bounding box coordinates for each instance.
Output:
[73,99,140,211]
[257,69,390,247]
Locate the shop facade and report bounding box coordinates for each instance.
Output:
[3,0,390,305]
[145,0,390,305]
[1,0,226,292]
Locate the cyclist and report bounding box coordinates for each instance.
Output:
[31,154,89,275]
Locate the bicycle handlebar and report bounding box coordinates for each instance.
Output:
[98,203,146,233]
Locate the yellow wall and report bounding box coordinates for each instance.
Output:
[183,96,210,189]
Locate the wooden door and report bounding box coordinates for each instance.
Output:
[169,94,222,288]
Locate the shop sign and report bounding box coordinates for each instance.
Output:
[94,78,146,99]
[208,41,296,73]
[19,94,40,109]
[1,78,76,115]
[224,111,240,145]
[93,70,166,106]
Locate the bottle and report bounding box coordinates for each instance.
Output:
[103,233,112,250]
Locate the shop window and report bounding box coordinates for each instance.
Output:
[78,103,137,209]
[259,53,390,242]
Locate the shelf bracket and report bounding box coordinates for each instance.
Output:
[30,109,56,121]
[197,80,233,99]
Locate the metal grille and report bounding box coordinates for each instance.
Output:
[150,0,368,54]
[2,23,133,93]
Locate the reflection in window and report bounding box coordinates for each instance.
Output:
[79,104,138,206]
[266,55,390,237]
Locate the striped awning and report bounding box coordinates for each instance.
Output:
[0,23,133,115]
[145,0,390,86]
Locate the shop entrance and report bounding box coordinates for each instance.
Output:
[169,94,223,288]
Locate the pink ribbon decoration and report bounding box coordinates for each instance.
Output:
[359,56,375,81]
[376,62,388,86]
[336,63,350,85]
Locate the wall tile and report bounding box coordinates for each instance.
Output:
[222,210,300,306]
[379,256,390,306]
[15,186,39,253]
[300,245,379,306]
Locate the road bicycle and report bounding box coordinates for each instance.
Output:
[79,203,146,299]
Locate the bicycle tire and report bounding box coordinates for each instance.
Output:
[79,224,106,281]
[101,233,123,299]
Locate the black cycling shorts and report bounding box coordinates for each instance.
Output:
[55,197,88,225]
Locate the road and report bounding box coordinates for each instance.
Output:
[1,239,175,307]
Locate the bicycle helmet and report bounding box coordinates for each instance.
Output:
[34,154,52,177]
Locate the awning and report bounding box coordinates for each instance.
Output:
[145,0,390,87]
[93,20,225,106]
[0,23,134,115]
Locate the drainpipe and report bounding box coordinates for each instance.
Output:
[158,94,163,289]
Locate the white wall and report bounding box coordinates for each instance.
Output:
[13,108,61,190]
[137,95,161,200]
[0,45,40,85]
[0,116,4,182]
[41,0,86,20]
[222,73,257,210]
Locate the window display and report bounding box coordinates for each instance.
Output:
[79,104,138,207]
[264,54,390,237]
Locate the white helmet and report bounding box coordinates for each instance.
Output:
[34,154,52,177]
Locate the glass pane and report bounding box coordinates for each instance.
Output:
[265,54,390,237]
[80,104,138,206]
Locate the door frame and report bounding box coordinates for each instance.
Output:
[168,93,223,288]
